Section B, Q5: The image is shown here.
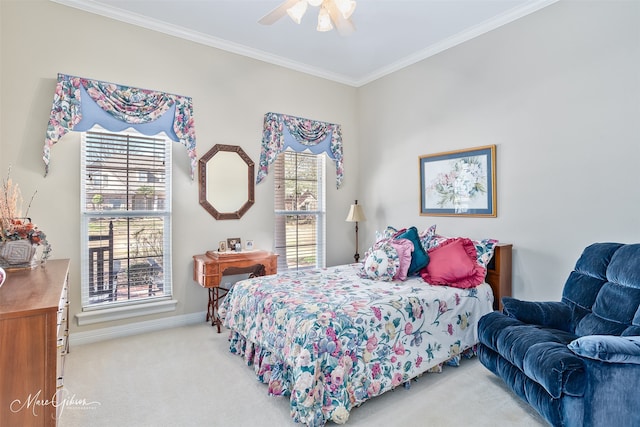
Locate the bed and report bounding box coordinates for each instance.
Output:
[220,235,511,426]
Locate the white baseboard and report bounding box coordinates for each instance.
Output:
[75,299,179,326]
[69,311,208,346]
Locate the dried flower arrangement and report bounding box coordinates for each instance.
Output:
[0,167,51,264]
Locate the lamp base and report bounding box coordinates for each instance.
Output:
[354,253,360,263]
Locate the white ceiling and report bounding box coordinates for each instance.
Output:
[52,0,557,87]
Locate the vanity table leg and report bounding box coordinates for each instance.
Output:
[206,288,214,324]
[208,287,229,333]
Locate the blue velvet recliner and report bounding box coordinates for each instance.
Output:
[477,242,640,427]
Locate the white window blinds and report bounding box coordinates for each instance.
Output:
[80,129,172,308]
[273,151,326,271]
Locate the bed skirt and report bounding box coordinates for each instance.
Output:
[228,330,478,426]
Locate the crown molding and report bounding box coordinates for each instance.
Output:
[354,0,559,86]
[50,0,359,86]
[51,0,558,88]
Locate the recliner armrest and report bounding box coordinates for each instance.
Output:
[568,335,640,365]
[502,297,573,332]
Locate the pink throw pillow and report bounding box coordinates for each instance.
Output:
[420,238,486,288]
[390,238,414,281]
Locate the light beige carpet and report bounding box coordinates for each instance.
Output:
[59,323,547,427]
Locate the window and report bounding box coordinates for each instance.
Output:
[81,130,172,309]
[274,151,326,271]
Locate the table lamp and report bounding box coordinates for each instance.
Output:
[345,200,366,263]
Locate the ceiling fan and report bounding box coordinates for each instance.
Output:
[259,0,356,36]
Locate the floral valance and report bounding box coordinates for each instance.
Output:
[44,73,197,178]
[257,112,344,188]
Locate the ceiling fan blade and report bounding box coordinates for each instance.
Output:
[325,1,356,36]
[258,0,299,25]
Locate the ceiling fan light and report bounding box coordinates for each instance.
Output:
[307,0,323,7]
[334,0,356,19]
[317,7,333,31]
[287,0,308,24]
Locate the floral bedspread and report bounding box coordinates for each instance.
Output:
[220,264,494,426]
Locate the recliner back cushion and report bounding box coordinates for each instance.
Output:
[575,244,640,337]
[562,243,623,331]
[562,272,607,325]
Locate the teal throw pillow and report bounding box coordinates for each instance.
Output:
[396,226,429,275]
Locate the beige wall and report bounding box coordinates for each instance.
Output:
[357,0,640,301]
[0,0,358,335]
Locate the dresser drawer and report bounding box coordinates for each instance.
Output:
[56,295,69,339]
[56,273,69,393]
[201,262,219,275]
[56,335,66,389]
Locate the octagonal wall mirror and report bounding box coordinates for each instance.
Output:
[198,144,255,220]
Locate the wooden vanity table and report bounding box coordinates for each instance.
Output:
[193,250,277,332]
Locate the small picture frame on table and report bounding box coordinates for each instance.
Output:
[227,238,241,251]
[218,241,227,252]
[245,240,254,251]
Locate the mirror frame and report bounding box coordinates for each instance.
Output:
[198,144,255,220]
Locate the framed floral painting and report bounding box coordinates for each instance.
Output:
[419,145,496,217]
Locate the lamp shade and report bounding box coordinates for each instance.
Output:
[287,0,308,24]
[346,203,366,222]
[317,7,333,32]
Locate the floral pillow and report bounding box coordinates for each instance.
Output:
[473,238,499,269]
[362,243,399,281]
[420,237,486,288]
[419,224,437,253]
[375,226,398,242]
[362,228,394,266]
[424,233,449,251]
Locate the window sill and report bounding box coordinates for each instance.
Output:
[75,299,178,326]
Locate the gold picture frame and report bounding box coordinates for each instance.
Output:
[419,145,496,217]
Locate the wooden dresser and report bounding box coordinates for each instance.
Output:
[193,250,277,332]
[0,259,70,426]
